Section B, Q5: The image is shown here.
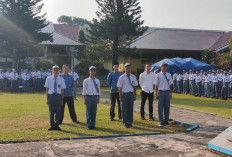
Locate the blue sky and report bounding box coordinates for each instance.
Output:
[42,0,232,31]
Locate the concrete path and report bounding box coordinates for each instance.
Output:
[0,94,231,156]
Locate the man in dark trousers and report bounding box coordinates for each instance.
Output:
[60,64,79,124]
[44,65,66,131]
[154,62,173,126]
[139,63,155,120]
[118,63,138,128]
[107,61,123,121]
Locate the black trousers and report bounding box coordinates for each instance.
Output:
[60,96,77,124]
[140,91,154,118]
[110,93,122,119]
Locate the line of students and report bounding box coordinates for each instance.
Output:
[173,70,232,100]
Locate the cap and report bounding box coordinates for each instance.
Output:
[71,66,75,69]
[160,62,168,67]
[52,65,59,69]
[89,66,96,70]
[124,63,131,67]
[196,71,199,74]
[212,70,216,73]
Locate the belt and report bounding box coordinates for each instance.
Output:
[50,93,61,96]
[86,95,99,97]
[159,90,170,92]
[122,92,133,94]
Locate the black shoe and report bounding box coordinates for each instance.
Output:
[73,120,80,124]
[149,117,155,121]
[110,118,114,121]
[118,117,122,120]
[141,117,145,120]
[158,123,165,127]
[87,126,92,130]
[48,127,55,131]
[55,126,62,131]
[91,126,96,130]
[164,121,169,126]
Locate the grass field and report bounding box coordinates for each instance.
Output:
[171,93,232,118]
[0,93,185,142]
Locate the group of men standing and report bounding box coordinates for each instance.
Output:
[173,69,232,100]
[107,62,172,127]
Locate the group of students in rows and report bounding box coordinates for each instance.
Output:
[172,69,232,100]
[0,68,79,99]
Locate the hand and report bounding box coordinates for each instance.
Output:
[46,100,49,105]
[97,99,100,104]
[84,99,86,105]
[119,97,123,102]
[156,94,159,99]
[134,95,136,101]
[170,93,172,99]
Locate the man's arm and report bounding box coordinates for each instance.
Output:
[133,87,137,101]
[155,85,159,99]
[119,87,123,102]
[61,89,64,103]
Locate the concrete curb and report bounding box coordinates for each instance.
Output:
[175,121,200,132]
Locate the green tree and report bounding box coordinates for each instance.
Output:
[57,15,91,26]
[201,49,214,64]
[90,0,148,65]
[0,0,51,67]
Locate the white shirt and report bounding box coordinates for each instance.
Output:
[42,72,47,79]
[217,73,223,81]
[189,74,196,81]
[154,71,173,91]
[4,72,10,79]
[31,72,37,79]
[212,75,218,83]
[204,75,209,82]
[223,75,230,83]
[21,73,31,80]
[177,74,183,81]
[195,75,202,83]
[0,73,4,79]
[139,71,155,93]
[69,72,79,81]
[82,77,101,95]
[117,73,138,93]
[207,74,212,82]
[36,71,42,79]
[173,73,177,80]
[9,72,19,80]
[183,73,189,80]
[44,75,66,95]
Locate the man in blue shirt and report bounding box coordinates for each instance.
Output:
[59,64,79,124]
[107,62,123,121]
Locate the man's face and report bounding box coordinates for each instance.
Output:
[53,69,59,76]
[161,65,167,71]
[63,66,69,73]
[72,68,75,72]
[113,65,119,71]
[89,69,96,76]
[125,66,131,74]
[145,64,151,72]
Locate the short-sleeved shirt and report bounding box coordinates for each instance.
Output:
[82,77,101,96]
[117,73,138,93]
[154,71,173,91]
[69,72,79,81]
[21,73,31,80]
[183,73,189,80]
[107,71,124,93]
[44,75,66,95]
[223,75,230,83]
[139,71,155,93]
[60,74,74,96]
[9,72,19,80]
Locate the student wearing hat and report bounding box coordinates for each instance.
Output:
[69,67,79,100]
[107,61,124,121]
[176,72,183,93]
[139,63,155,121]
[211,71,219,99]
[172,72,177,93]
[60,64,79,124]
[44,65,66,131]
[117,63,138,128]
[221,71,230,100]
[228,70,232,98]
[21,70,31,92]
[82,66,100,130]
[0,69,4,91]
[217,70,223,97]
[189,70,196,95]
[203,72,210,98]
[9,69,19,92]
[154,62,173,126]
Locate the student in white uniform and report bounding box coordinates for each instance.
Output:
[118,63,138,128]
[9,69,19,92]
[82,66,100,130]
[69,67,79,100]
[44,65,66,131]
[221,71,230,100]
[195,71,202,96]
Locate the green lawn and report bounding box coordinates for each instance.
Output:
[170,93,232,118]
[0,93,185,142]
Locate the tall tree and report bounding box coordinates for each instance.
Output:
[0,0,51,67]
[90,0,148,65]
[57,15,91,26]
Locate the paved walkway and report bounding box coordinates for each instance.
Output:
[0,93,231,156]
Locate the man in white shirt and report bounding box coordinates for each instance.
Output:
[221,71,230,100]
[211,71,219,99]
[9,69,19,92]
[82,66,100,130]
[176,72,183,93]
[139,63,155,121]
[21,70,31,92]
[189,70,196,95]
[203,72,210,98]
[182,70,189,94]
[217,70,223,97]
[44,65,66,131]
[154,62,173,126]
[0,69,4,91]
[195,71,202,96]
[70,67,79,100]
[228,70,232,98]
[118,63,138,128]
[172,72,177,93]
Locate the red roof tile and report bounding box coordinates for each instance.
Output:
[210,31,232,51]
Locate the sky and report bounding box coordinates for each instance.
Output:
[42,0,232,31]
